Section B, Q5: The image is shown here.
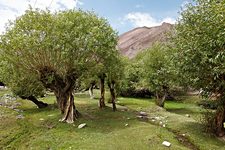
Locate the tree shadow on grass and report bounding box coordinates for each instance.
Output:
[20,103,59,115]
[166,108,202,116]
[181,121,225,147]
[18,101,141,134]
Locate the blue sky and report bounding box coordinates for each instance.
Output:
[0,0,191,34]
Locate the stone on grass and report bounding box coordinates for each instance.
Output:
[162,141,171,147]
[162,124,166,128]
[78,123,87,129]
[155,116,160,120]
[137,115,143,119]
[39,118,44,121]
[125,123,129,127]
[13,109,21,112]
[185,114,190,117]
[137,115,148,120]
[16,114,24,119]
[139,111,148,116]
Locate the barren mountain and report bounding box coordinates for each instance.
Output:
[118,22,173,58]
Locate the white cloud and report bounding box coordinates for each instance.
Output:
[0,0,83,33]
[124,12,176,28]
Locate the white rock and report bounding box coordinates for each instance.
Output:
[125,123,129,127]
[78,123,87,129]
[139,111,147,116]
[16,114,24,119]
[185,114,190,117]
[137,115,143,119]
[162,141,171,147]
[155,116,160,120]
[162,124,166,128]
[182,134,186,136]
[39,118,44,121]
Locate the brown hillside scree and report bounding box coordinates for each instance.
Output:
[118,22,173,58]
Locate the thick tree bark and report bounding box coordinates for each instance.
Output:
[155,92,167,107]
[215,105,225,137]
[55,90,80,123]
[20,95,48,108]
[99,76,106,108]
[155,86,168,107]
[108,81,117,111]
[39,67,80,123]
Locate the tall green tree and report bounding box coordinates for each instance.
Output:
[0,8,117,123]
[106,53,124,111]
[138,43,175,107]
[172,0,225,136]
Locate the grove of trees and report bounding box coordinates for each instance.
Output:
[0,0,224,137]
[0,8,119,123]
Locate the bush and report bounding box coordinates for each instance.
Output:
[119,88,153,98]
[197,100,217,110]
[200,111,217,134]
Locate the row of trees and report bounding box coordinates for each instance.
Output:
[0,0,224,136]
[119,0,225,136]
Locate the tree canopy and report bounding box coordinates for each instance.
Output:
[172,0,225,136]
[0,8,118,123]
[136,43,175,107]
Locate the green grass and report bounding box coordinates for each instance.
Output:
[0,90,225,150]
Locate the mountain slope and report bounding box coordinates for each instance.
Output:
[118,22,173,58]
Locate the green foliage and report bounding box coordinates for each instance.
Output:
[122,57,144,90]
[0,7,118,92]
[0,60,45,98]
[119,57,152,98]
[172,0,225,97]
[137,43,176,97]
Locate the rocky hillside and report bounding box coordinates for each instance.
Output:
[118,22,173,58]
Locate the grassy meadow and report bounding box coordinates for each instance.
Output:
[0,89,224,150]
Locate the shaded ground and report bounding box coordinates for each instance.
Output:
[0,90,225,150]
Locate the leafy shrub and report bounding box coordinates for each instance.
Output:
[198,100,217,110]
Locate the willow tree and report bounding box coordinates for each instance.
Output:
[0,8,117,123]
[137,43,175,107]
[172,0,225,136]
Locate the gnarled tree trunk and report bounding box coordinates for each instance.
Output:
[99,75,106,108]
[20,95,48,108]
[54,90,80,123]
[39,67,80,123]
[155,86,168,108]
[108,80,116,111]
[155,92,167,107]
